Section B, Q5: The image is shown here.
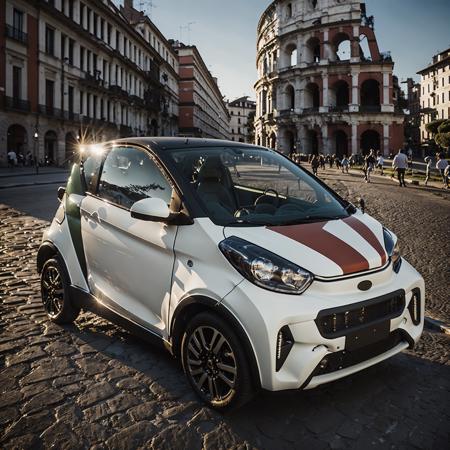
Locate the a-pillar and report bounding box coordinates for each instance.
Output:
[350,73,359,112]
[351,123,358,154]
[383,124,390,156]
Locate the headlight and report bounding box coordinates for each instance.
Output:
[383,228,401,273]
[219,236,313,294]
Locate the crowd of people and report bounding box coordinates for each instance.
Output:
[6,150,56,169]
[292,148,450,190]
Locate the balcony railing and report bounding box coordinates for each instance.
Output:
[5,25,28,44]
[302,107,319,114]
[144,67,161,85]
[4,96,30,112]
[329,105,349,113]
[39,105,62,117]
[80,71,104,89]
[129,95,145,109]
[109,84,128,98]
[62,111,80,122]
[360,105,381,113]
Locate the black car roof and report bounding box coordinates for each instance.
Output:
[111,137,263,152]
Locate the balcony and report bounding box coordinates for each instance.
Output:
[302,107,319,114]
[329,105,349,113]
[360,105,381,113]
[109,84,128,99]
[4,96,30,112]
[39,105,62,117]
[144,90,161,113]
[5,25,28,45]
[62,111,80,122]
[144,67,161,86]
[129,95,145,109]
[80,71,104,89]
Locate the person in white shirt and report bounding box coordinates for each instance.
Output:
[392,149,408,187]
[424,156,432,186]
[376,151,384,175]
[436,153,449,188]
[7,150,17,169]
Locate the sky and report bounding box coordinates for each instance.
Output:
[117,0,450,100]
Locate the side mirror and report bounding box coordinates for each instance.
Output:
[57,186,66,202]
[130,197,171,222]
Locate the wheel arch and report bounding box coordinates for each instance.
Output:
[170,296,262,390]
[36,241,71,285]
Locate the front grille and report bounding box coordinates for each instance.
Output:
[313,329,407,376]
[315,290,405,338]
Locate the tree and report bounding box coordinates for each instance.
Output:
[425,119,450,153]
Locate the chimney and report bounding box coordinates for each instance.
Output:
[124,0,134,10]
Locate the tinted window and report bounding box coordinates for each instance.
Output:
[98,146,172,209]
[82,152,103,193]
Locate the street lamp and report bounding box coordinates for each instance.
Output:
[33,130,39,175]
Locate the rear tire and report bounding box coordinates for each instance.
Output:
[181,311,255,411]
[40,256,80,324]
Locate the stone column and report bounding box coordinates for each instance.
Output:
[381,72,394,112]
[383,123,390,156]
[298,125,308,154]
[350,73,359,112]
[321,74,329,112]
[351,123,358,154]
[322,124,330,155]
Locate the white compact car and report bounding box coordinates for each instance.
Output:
[38,138,424,410]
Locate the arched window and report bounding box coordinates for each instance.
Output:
[285,43,297,67]
[330,80,350,110]
[286,3,293,18]
[334,33,351,61]
[334,130,348,158]
[360,79,381,111]
[305,83,320,109]
[305,37,321,63]
[285,84,295,110]
[360,130,381,155]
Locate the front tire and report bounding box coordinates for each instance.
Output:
[40,256,80,324]
[181,311,255,411]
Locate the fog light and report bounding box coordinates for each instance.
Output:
[275,326,294,372]
[407,289,421,326]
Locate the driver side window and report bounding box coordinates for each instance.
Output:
[97,146,172,209]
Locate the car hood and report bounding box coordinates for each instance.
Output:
[223,213,388,278]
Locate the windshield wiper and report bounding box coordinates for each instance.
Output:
[224,218,275,227]
[278,215,346,226]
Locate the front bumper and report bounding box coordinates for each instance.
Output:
[221,258,424,391]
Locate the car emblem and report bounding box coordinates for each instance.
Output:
[358,280,372,291]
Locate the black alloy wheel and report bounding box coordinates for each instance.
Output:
[41,256,80,324]
[181,312,254,410]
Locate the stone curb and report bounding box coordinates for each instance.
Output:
[0,180,67,190]
[424,317,450,335]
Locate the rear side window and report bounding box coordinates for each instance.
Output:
[97,146,172,209]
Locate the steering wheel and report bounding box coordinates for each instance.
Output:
[234,207,251,218]
[255,188,280,208]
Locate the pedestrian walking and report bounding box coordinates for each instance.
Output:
[7,149,17,169]
[376,151,384,175]
[436,153,449,189]
[319,154,325,170]
[392,148,408,187]
[364,150,376,183]
[341,155,349,174]
[424,156,432,186]
[311,155,320,176]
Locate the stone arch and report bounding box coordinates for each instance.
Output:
[360,79,381,110]
[284,42,298,67]
[304,82,320,109]
[305,36,321,63]
[7,124,28,158]
[307,129,319,155]
[284,129,297,156]
[359,34,372,61]
[334,32,351,61]
[285,84,295,110]
[44,130,58,165]
[334,130,349,159]
[361,129,381,155]
[330,80,350,110]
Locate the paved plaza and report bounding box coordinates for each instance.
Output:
[0,170,449,449]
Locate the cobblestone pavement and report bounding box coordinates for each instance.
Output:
[1,173,449,450]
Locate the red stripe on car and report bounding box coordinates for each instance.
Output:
[268,222,370,275]
[343,216,387,265]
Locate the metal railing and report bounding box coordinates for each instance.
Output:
[5,25,28,44]
[360,105,381,113]
[4,96,30,112]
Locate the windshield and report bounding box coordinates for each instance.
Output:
[167,146,351,226]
